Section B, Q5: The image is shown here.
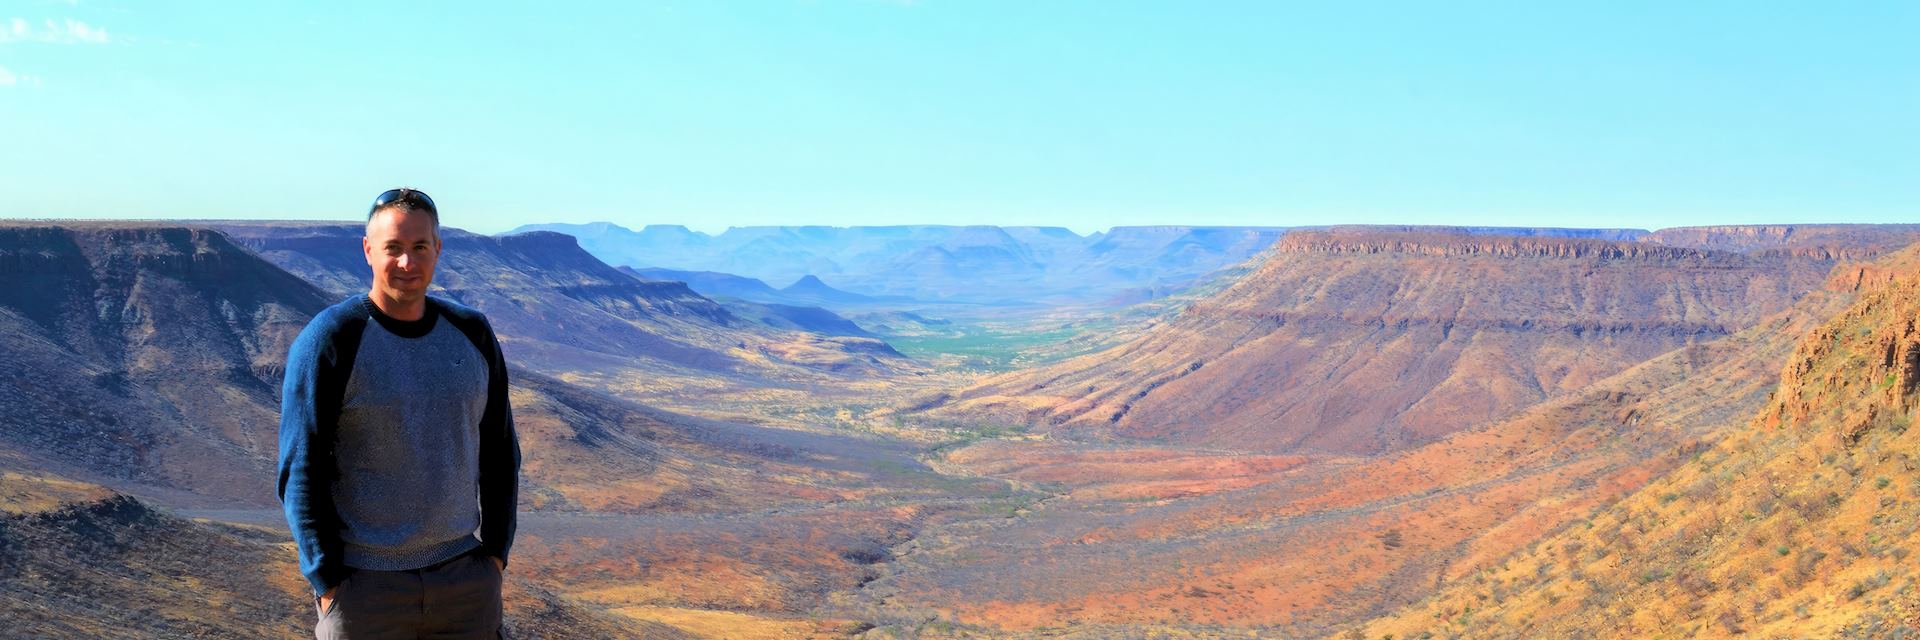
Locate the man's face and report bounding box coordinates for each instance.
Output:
[362,207,442,302]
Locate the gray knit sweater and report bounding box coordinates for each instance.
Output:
[277,294,520,596]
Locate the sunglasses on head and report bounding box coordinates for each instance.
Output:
[369,188,437,216]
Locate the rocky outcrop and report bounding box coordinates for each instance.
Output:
[1273,229,1729,262]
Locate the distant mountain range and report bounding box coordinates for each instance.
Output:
[622,266,904,307]
[512,223,1305,302]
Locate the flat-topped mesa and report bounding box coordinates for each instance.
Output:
[942,225,1852,456]
[0,223,300,281]
[1649,224,1803,249]
[484,229,674,286]
[1223,227,1841,332]
[1273,229,1733,263]
[492,228,588,252]
[0,225,334,348]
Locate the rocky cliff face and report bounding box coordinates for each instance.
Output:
[1273,229,1720,260]
[936,228,1845,454]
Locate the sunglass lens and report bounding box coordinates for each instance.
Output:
[370,189,434,214]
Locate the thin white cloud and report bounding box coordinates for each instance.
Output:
[0,64,45,87]
[0,17,109,44]
[63,18,105,43]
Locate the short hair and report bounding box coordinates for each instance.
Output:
[368,187,439,226]
[366,188,440,238]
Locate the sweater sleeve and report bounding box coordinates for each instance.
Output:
[475,317,521,566]
[277,318,355,597]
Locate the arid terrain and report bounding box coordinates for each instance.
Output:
[6,220,1920,638]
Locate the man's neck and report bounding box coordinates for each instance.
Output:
[368,290,428,321]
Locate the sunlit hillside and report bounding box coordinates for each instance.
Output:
[1350,245,1920,639]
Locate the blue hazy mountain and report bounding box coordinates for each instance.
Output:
[619,267,882,338]
[625,266,788,302]
[512,224,1298,303]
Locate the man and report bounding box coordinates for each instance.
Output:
[278,187,521,639]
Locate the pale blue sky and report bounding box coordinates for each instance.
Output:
[0,1,1913,234]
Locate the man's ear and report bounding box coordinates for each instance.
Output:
[363,235,374,267]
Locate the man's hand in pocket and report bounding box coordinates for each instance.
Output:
[316,586,338,615]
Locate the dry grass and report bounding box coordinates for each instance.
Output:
[608,606,863,639]
[0,470,115,514]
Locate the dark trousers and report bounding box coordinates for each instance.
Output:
[315,549,504,639]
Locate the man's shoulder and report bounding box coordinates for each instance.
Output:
[303,294,370,328]
[299,296,371,337]
[429,295,492,330]
[427,296,503,364]
[288,296,371,362]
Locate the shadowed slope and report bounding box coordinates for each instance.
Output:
[0,223,331,505]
